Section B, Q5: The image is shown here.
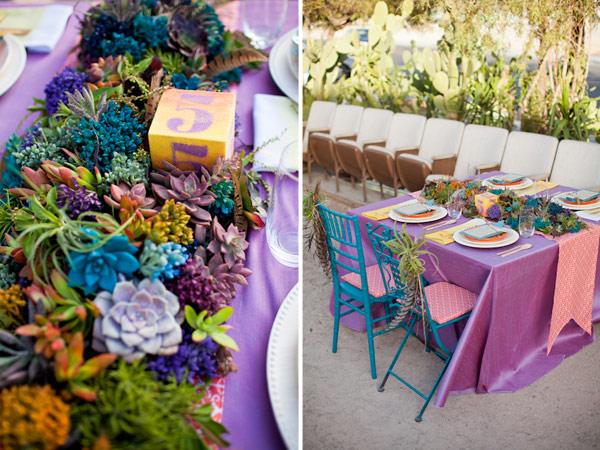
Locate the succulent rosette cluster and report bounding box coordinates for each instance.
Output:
[0,0,269,447]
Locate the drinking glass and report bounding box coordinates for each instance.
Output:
[242,0,288,49]
[266,141,299,267]
[446,191,464,220]
[518,208,535,238]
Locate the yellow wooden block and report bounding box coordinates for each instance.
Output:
[148,88,236,171]
[475,192,499,218]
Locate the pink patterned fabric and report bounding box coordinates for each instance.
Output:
[195,377,226,449]
[547,225,600,353]
[424,282,476,324]
[341,265,387,297]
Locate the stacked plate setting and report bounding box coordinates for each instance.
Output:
[482,174,533,191]
[269,28,299,103]
[453,222,519,249]
[0,35,27,97]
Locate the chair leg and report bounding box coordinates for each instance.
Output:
[393,178,398,197]
[351,176,355,189]
[362,176,368,202]
[415,355,452,422]
[378,314,417,391]
[364,302,377,379]
[307,157,312,184]
[332,297,341,353]
[335,165,340,192]
[379,182,384,198]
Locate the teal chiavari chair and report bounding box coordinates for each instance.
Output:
[366,222,476,422]
[317,204,404,379]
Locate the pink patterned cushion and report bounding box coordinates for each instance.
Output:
[341,265,387,298]
[424,282,476,324]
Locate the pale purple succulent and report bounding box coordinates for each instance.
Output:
[92,278,183,362]
[56,183,102,219]
[207,219,248,268]
[151,163,215,225]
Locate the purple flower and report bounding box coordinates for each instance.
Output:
[166,255,251,313]
[44,68,87,115]
[56,183,102,219]
[148,332,219,384]
[487,204,502,220]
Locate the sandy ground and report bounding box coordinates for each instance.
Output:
[302,167,600,450]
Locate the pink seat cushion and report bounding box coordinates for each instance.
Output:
[424,282,476,324]
[340,265,387,298]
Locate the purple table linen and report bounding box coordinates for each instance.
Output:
[0,3,299,449]
[330,172,599,407]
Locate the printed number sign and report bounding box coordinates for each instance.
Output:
[148,89,236,171]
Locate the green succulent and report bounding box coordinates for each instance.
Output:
[184,305,239,351]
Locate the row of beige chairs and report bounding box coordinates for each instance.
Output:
[303,101,600,201]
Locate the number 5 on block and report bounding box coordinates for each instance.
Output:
[148,89,236,171]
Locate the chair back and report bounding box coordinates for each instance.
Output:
[550,140,600,189]
[330,104,364,139]
[317,204,368,294]
[303,101,337,152]
[365,223,406,301]
[383,113,427,155]
[355,108,393,148]
[453,124,508,179]
[419,118,465,161]
[500,131,558,177]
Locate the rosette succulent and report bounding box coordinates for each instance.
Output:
[207,219,248,268]
[104,182,157,217]
[92,278,182,361]
[67,232,140,295]
[152,167,215,226]
[209,180,235,220]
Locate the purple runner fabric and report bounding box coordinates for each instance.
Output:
[330,172,599,407]
[0,3,299,448]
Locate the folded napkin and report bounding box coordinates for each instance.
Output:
[394,202,431,217]
[362,199,417,221]
[490,173,524,184]
[461,223,504,240]
[576,209,600,222]
[563,190,599,203]
[515,180,557,197]
[425,218,485,245]
[253,93,299,173]
[4,5,73,53]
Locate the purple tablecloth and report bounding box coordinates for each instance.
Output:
[331,172,600,407]
[0,2,299,449]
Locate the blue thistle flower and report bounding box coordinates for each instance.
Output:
[0,135,23,192]
[67,230,140,295]
[44,68,87,115]
[171,73,201,90]
[139,240,189,281]
[133,13,168,48]
[100,32,147,61]
[148,333,219,384]
[209,180,235,220]
[70,101,145,172]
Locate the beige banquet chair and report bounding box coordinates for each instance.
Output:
[363,113,427,196]
[395,118,465,192]
[335,108,394,201]
[479,131,559,180]
[303,101,337,182]
[549,140,600,189]
[451,124,509,180]
[309,104,364,190]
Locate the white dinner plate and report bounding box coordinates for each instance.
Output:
[0,35,27,97]
[482,176,533,191]
[267,283,299,450]
[551,192,600,211]
[388,205,448,224]
[269,28,299,103]
[453,226,520,249]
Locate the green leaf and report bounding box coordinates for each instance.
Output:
[184,305,197,328]
[192,330,207,342]
[208,306,233,325]
[211,333,239,352]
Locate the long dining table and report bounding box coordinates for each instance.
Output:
[0,2,299,448]
[331,172,600,407]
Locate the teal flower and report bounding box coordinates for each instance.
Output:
[68,233,140,295]
[209,180,235,220]
[139,240,188,281]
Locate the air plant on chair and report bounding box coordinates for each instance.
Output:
[384,225,437,348]
[302,182,330,278]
